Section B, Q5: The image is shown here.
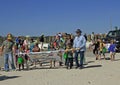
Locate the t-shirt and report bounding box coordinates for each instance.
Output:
[67,51,73,58]
[2,40,14,53]
[108,44,116,52]
[93,41,99,50]
[30,42,35,52]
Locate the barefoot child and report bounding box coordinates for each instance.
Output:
[108,40,116,61]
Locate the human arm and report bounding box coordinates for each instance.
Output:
[0,44,4,56]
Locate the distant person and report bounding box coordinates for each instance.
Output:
[15,36,20,47]
[84,33,87,41]
[23,36,30,48]
[32,43,40,67]
[91,32,95,41]
[32,43,40,52]
[40,34,44,49]
[0,33,16,71]
[73,29,86,69]
[30,38,35,52]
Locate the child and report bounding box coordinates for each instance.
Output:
[108,40,116,61]
[99,39,106,60]
[17,47,24,71]
[64,43,73,69]
[92,39,100,60]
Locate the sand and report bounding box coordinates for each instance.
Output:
[0,51,120,85]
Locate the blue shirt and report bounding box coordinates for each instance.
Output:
[73,35,86,51]
[108,44,116,52]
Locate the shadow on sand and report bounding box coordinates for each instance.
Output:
[0,75,20,81]
[85,65,102,69]
[87,61,95,63]
[114,59,120,61]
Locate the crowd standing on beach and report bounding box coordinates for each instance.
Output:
[0,29,117,71]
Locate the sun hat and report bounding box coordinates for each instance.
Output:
[7,33,13,40]
[76,29,82,33]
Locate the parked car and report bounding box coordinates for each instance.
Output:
[102,29,120,52]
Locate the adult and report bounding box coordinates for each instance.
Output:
[66,34,73,49]
[40,34,44,49]
[23,36,30,48]
[73,29,86,69]
[91,32,95,41]
[0,34,16,71]
[65,34,74,66]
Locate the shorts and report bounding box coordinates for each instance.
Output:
[110,52,116,55]
[93,49,98,54]
[99,51,105,56]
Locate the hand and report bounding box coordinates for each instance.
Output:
[72,48,75,52]
[76,48,80,50]
[65,49,68,52]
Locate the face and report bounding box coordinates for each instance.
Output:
[66,44,71,49]
[76,32,81,36]
[67,35,71,39]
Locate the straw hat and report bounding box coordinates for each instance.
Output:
[7,33,13,40]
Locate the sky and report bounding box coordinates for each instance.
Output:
[0,0,120,36]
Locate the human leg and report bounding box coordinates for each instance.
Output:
[80,51,85,68]
[4,54,9,71]
[74,51,79,68]
[8,53,16,70]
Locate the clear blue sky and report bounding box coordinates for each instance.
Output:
[0,0,120,36]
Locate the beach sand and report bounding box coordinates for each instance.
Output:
[0,51,120,85]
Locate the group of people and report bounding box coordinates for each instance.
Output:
[0,29,87,71]
[92,38,116,61]
[64,29,86,69]
[0,34,42,71]
[1,28,116,72]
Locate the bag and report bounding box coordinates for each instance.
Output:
[18,57,24,64]
[102,47,107,53]
[63,53,68,59]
